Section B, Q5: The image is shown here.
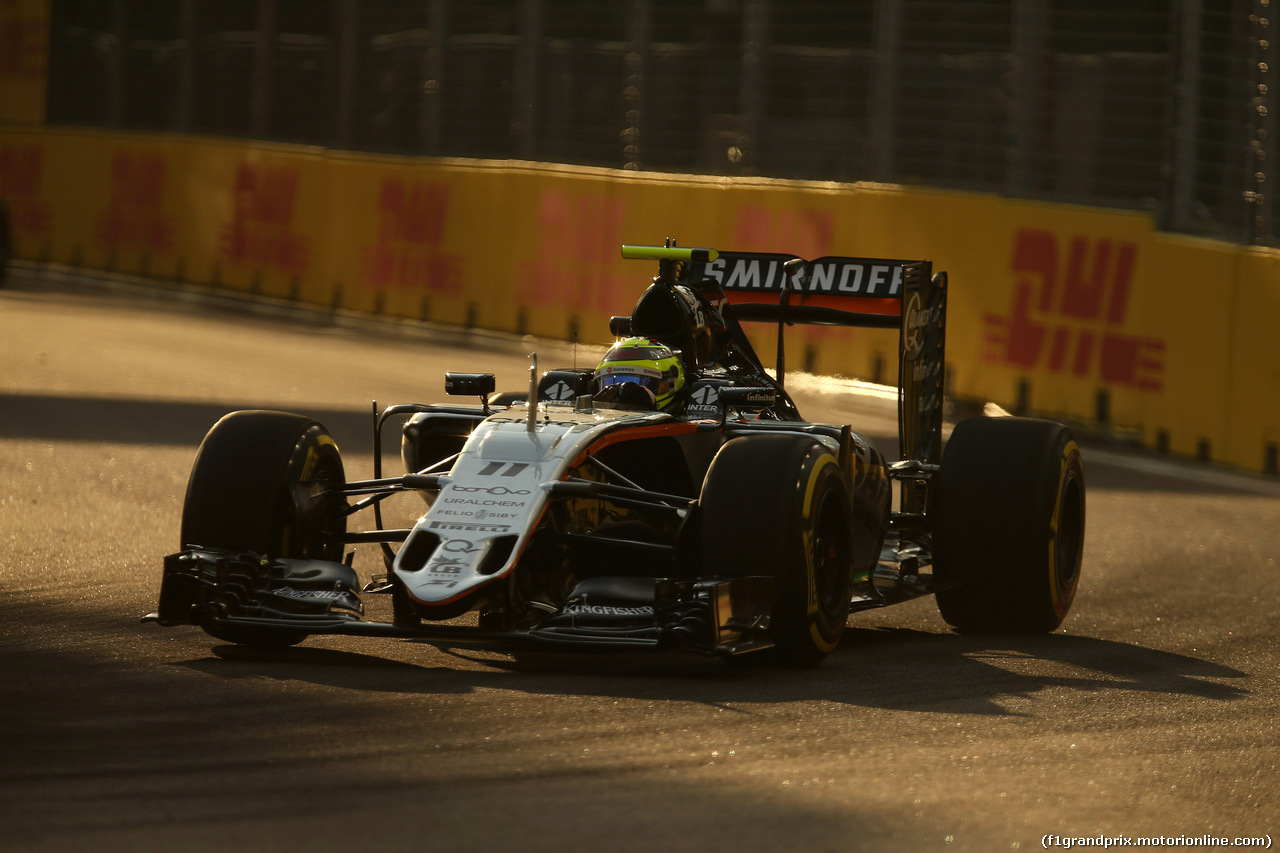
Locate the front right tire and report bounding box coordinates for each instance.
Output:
[698,434,855,666]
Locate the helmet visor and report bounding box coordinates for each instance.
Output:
[595,373,663,394]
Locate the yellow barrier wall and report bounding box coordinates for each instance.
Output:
[3,126,1279,474]
[1227,249,1280,471]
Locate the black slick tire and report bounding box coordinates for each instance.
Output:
[181,410,347,646]
[699,434,855,666]
[932,416,1086,633]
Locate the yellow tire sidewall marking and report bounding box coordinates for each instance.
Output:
[1047,440,1080,618]
[802,452,841,653]
[301,433,338,481]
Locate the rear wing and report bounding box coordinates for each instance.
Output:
[687,251,912,329]
[622,246,947,468]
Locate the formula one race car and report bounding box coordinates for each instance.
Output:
[146,243,1086,666]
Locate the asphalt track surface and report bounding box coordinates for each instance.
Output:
[2,266,1277,852]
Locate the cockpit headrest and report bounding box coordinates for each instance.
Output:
[629,283,716,366]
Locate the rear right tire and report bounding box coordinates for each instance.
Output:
[932,416,1085,633]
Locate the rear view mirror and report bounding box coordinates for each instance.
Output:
[444,373,496,397]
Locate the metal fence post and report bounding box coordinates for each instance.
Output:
[107,0,125,128]
[334,0,358,149]
[1008,0,1046,196]
[869,0,900,183]
[625,0,651,170]
[423,0,448,155]
[517,0,542,161]
[1249,0,1275,243]
[252,0,277,138]
[739,0,770,175]
[1170,0,1203,233]
[176,0,197,134]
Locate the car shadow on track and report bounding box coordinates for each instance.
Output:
[0,391,392,454]
[182,625,1248,717]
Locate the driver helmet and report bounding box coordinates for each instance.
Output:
[593,337,686,410]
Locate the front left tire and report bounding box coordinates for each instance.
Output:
[181,410,348,646]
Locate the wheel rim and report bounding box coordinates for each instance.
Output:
[281,433,346,560]
[812,490,852,624]
[1053,471,1084,601]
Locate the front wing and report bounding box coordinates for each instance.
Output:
[149,547,779,657]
